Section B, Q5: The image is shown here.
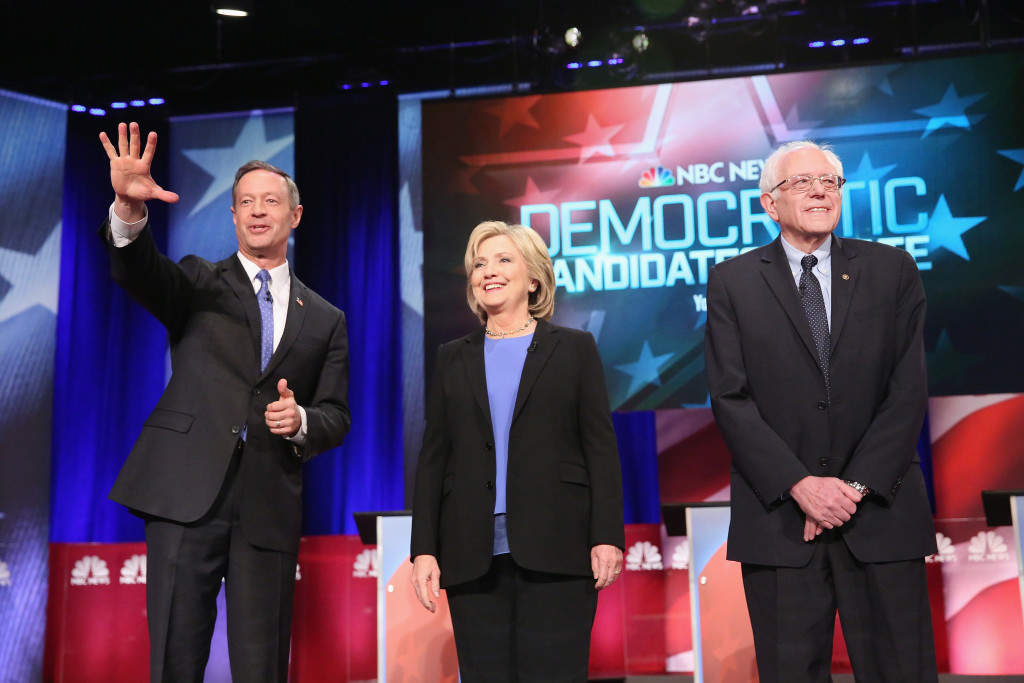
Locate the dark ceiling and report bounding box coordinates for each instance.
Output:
[4,0,1022,115]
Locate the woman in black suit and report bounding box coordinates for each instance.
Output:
[411,220,625,682]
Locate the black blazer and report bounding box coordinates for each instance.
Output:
[103,223,351,554]
[705,235,937,567]
[410,319,625,588]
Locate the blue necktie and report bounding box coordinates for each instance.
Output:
[256,269,273,372]
[799,254,830,395]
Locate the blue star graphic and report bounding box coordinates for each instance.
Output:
[846,152,897,183]
[997,149,1024,192]
[182,113,295,216]
[693,310,706,330]
[926,195,985,261]
[913,84,986,138]
[0,223,61,322]
[999,285,1024,303]
[614,341,673,397]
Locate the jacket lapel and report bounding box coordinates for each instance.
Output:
[261,272,309,378]
[461,330,492,427]
[511,320,558,424]
[222,256,263,370]
[828,236,858,354]
[759,238,821,366]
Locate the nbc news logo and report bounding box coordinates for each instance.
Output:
[638,166,675,189]
[670,540,690,571]
[0,560,11,587]
[70,555,111,586]
[119,554,147,585]
[926,533,956,564]
[967,530,1009,562]
[625,541,664,571]
[352,549,379,578]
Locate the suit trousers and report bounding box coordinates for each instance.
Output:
[446,553,598,683]
[741,530,938,683]
[143,440,298,683]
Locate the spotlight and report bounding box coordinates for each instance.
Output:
[564,27,582,48]
[111,101,128,109]
[71,104,87,113]
[631,31,650,54]
[89,108,106,116]
[214,0,251,17]
[130,100,146,107]
[148,97,165,105]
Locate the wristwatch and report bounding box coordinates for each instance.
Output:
[843,480,869,495]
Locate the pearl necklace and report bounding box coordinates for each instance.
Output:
[485,316,536,339]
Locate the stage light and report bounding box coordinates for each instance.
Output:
[89,108,106,116]
[831,39,846,47]
[567,62,583,70]
[130,100,146,107]
[148,97,165,105]
[632,31,650,54]
[70,104,86,113]
[214,0,251,17]
[587,59,602,68]
[607,57,625,66]
[809,41,826,48]
[111,101,128,109]
[564,27,582,48]
[853,37,870,45]
[379,80,389,86]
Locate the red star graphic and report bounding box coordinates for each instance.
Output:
[485,96,542,137]
[502,176,561,209]
[563,115,625,164]
[451,165,480,195]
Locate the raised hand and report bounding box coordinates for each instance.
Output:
[99,121,179,222]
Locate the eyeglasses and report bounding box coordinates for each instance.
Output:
[771,173,846,193]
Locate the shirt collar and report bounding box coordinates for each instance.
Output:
[236,252,291,294]
[781,234,832,275]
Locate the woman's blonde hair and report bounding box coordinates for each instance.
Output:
[463,221,556,324]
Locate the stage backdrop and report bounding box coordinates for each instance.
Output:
[0,88,66,680]
[416,52,1024,409]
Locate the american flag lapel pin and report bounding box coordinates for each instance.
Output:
[296,297,304,307]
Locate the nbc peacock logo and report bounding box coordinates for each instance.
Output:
[638,166,675,189]
[70,555,111,586]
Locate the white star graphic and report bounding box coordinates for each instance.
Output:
[181,113,295,216]
[399,181,423,316]
[615,341,673,397]
[0,222,61,322]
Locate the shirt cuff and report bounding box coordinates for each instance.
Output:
[108,202,148,247]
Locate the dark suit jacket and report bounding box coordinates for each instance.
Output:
[410,319,625,588]
[705,235,936,567]
[104,223,350,554]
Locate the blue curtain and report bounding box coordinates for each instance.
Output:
[613,411,660,525]
[51,112,171,543]
[294,91,405,535]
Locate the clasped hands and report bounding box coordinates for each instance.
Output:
[790,476,865,542]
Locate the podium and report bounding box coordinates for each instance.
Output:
[662,502,757,683]
[981,490,1024,629]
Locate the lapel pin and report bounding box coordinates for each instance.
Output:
[296,297,304,307]
[842,273,850,280]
